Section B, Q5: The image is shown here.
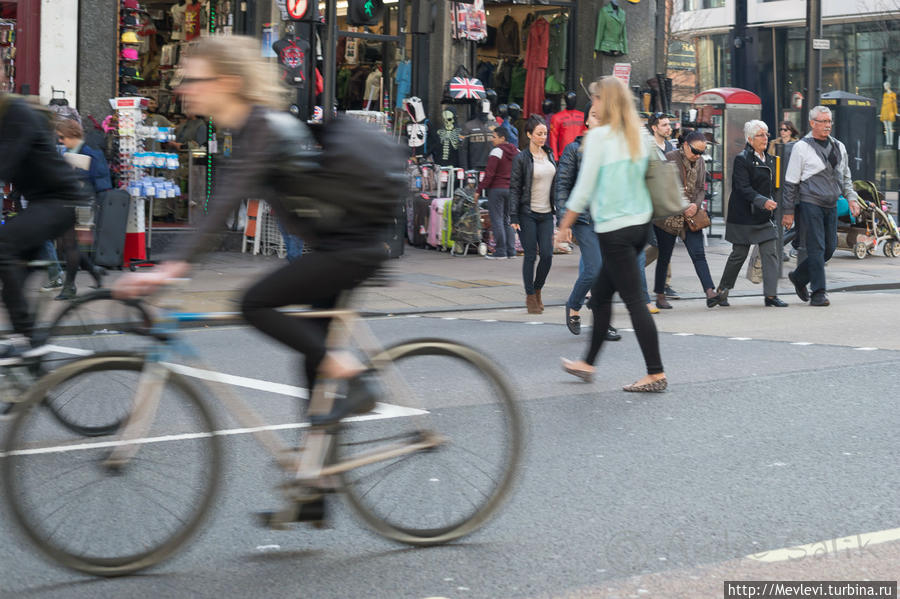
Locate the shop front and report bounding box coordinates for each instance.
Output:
[1,0,40,96]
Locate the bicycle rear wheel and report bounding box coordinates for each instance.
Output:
[337,339,522,545]
[3,353,222,576]
[36,289,156,436]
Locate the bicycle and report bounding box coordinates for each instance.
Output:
[2,289,523,577]
[0,265,154,437]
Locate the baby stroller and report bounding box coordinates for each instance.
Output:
[450,172,488,256]
[837,180,900,259]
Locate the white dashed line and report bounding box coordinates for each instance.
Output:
[620,328,634,332]
[526,321,543,325]
[673,333,695,336]
[853,347,878,351]
[791,342,814,345]
[441,317,458,321]
[729,337,752,341]
[481,319,497,322]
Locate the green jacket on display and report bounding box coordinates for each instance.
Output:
[594,2,627,56]
[545,14,568,94]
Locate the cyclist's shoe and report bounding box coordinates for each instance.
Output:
[0,336,30,363]
[308,371,379,427]
[257,496,328,530]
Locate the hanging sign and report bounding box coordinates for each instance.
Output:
[613,63,632,87]
[286,0,309,20]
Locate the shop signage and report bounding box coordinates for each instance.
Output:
[812,38,830,50]
[667,40,696,71]
[612,63,631,86]
[286,0,309,20]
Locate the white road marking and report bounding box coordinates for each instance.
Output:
[853,347,878,351]
[620,328,634,332]
[729,337,752,341]
[525,321,543,325]
[441,317,458,321]
[673,333,695,336]
[256,545,281,552]
[748,526,900,563]
[791,342,814,345]
[481,319,497,322]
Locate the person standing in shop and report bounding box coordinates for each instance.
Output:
[475,127,519,260]
[509,115,557,314]
[555,105,620,341]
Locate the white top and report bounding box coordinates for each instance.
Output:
[530,154,556,213]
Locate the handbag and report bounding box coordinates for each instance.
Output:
[685,208,711,232]
[645,153,688,219]
[442,66,487,104]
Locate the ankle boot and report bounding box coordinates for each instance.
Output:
[534,289,544,312]
[525,294,541,314]
[90,265,107,289]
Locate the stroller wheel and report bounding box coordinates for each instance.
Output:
[854,241,868,260]
[887,241,900,258]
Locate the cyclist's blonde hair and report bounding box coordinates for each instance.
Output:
[184,35,287,109]
[588,76,643,161]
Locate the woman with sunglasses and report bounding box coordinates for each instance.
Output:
[768,120,799,156]
[654,131,719,308]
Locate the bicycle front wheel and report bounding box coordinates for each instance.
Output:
[338,339,522,546]
[2,353,222,576]
[37,289,156,436]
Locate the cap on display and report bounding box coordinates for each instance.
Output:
[121,47,139,61]
[121,31,140,44]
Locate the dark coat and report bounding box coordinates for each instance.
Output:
[553,136,590,226]
[725,144,778,245]
[509,145,557,225]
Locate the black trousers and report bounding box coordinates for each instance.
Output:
[584,222,663,375]
[240,246,384,392]
[0,202,76,337]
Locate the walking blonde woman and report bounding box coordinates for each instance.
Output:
[556,77,666,393]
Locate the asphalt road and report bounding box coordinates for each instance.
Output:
[1,307,899,598]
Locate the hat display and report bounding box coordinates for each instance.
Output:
[121,83,140,96]
[121,47,139,61]
[123,0,140,10]
[123,14,139,27]
[121,31,140,44]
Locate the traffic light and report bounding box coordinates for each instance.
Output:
[347,0,384,26]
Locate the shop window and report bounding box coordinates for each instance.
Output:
[682,0,725,11]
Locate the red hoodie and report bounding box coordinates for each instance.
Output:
[476,142,519,195]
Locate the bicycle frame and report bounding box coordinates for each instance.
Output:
[105,303,444,485]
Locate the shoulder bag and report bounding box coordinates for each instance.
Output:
[645,152,688,219]
[685,208,710,232]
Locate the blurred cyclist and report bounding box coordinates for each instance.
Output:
[0,93,86,354]
[114,36,388,425]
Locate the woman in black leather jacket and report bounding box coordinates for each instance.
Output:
[509,115,557,314]
[715,119,787,307]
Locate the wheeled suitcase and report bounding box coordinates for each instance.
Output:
[92,189,131,268]
[406,193,430,248]
[427,198,452,249]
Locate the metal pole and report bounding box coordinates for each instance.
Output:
[802,0,822,130]
[323,0,338,121]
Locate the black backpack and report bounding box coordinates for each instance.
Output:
[269,112,406,233]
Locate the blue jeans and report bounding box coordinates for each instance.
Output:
[277,221,304,262]
[793,203,837,294]
[39,240,62,281]
[654,225,715,294]
[567,220,602,311]
[487,188,515,257]
[637,249,651,304]
[518,211,554,295]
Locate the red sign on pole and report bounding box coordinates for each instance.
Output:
[286,0,309,20]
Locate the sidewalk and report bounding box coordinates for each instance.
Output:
[18,235,900,329]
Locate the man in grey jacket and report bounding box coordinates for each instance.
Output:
[781,106,860,306]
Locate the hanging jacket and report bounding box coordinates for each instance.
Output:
[509,145,558,225]
[545,15,568,95]
[548,109,586,160]
[496,15,520,56]
[459,116,493,170]
[594,3,627,55]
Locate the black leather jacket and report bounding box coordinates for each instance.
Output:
[553,136,591,226]
[509,145,557,225]
[727,144,776,226]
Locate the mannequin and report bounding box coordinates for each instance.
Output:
[460,99,495,170]
[595,0,627,57]
[430,107,462,167]
[542,98,556,122]
[509,102,528,150]
[485,89,499,119]
[881,81,897,147]
[170,0,187,41]
[548,90,586,159]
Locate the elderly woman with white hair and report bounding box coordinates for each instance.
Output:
[714,119,788,307]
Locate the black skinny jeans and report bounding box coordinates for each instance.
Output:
[584,222,664,375]
[0,202,76,337]
[240,246,383,392]
[518,210,554,295]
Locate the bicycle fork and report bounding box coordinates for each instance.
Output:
[102,362,168,470]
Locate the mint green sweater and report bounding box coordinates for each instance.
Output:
[565,125,653,233]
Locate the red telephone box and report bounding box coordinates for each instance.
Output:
[692,88,762,219]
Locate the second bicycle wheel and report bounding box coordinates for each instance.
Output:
[36,289,156,436]
[3,354,222,576]
[337,339,522,545]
